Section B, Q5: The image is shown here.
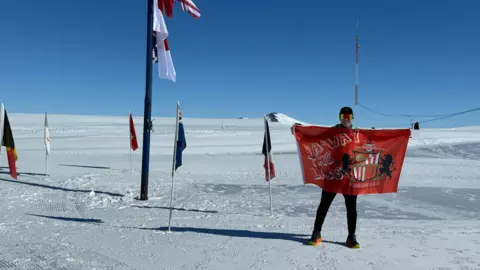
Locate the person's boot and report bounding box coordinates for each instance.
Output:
[307,231,322,246]
[346,234,360,248]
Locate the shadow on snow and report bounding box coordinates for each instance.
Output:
[131,205,218,214]
[26,214,104,224]
[0,177,124,197]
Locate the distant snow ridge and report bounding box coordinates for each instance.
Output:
[265,112,309,126]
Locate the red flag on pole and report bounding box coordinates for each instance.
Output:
[1,105,18,179]
[129,113,138,151]
[293,125,410,195]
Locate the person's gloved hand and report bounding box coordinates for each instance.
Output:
[291,123,303,135]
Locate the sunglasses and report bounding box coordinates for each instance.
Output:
[339,113,353,120]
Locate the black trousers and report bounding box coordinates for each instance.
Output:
[313,190,357,235]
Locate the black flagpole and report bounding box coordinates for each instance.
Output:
[140,0,154,200]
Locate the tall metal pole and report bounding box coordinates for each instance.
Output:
[354,18,359,107]
[140,0,155,200]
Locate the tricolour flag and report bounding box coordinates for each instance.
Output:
[174,104,186,170]
[153,0,176,82]
[262,117,276,181]
[44,112,51,155]
[129,112,138,151]
[0,105,18,179]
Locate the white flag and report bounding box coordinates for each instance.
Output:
[153,0,176,82]
[44,112,51,155]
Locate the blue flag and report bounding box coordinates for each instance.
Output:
[175,116,186,170]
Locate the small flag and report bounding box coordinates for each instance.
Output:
[129,112,138,151]
[44,112,51,155]
[178,0,201,18]
[153,0,176,82]
[175,108,186,170]
[1,105,18,179]
[262,117,275,181]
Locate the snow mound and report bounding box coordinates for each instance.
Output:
[264,112,309,126]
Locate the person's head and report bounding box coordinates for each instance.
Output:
[339,106,353,128]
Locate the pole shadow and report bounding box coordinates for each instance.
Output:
[58,164,111,170]
[26,214,104,224]
[0,171,47,177]
[131,205,218,214]
[132,226,309,244]
[0,177,124,197]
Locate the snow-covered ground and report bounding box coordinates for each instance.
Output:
[0,113,479,270]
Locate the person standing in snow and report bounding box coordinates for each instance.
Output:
[292,106,360,248]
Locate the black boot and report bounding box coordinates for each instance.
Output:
[307,231,322,246]
[346,234,360,248]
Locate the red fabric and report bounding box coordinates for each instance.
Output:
[129,114,138,151]
[6,148,17,179]
[158,0,174,17]
[264,154,275,182]
[294,126,410,195]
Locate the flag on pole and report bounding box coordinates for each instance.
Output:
[152,0,201,81]
[0,104,4,157]
[262,117,275,181]
[178,0,201,18]
[129,112,139,151]
[175,108,186,170]
[44,113,51,155]
[153,0,176,82]
[1,105,18,179]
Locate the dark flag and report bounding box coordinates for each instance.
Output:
[1,106,18,179]
[175,110,186,170]
[262,117,275,181]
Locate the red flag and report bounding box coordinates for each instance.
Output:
[1,107,17,179]
[262,117,275,181]
[293,126,410,195]
[158,0,174,18]
[129,113,138,151]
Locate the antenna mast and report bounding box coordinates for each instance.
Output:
[354,18,359,107]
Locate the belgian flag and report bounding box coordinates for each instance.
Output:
[1,105,17,179]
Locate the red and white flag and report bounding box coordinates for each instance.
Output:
[178,0,201,18]
[262,117,276,181]
[129,112,138,151]
[153,0,176,82]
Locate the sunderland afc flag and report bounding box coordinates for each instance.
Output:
[293,125,410,195]
[262,117,276,181]
[0,105,18,179]
[44,112,51,155]
[175,108,186,170]
[129,112,138,151]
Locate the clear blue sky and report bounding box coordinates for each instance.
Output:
[1,0,479,128]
